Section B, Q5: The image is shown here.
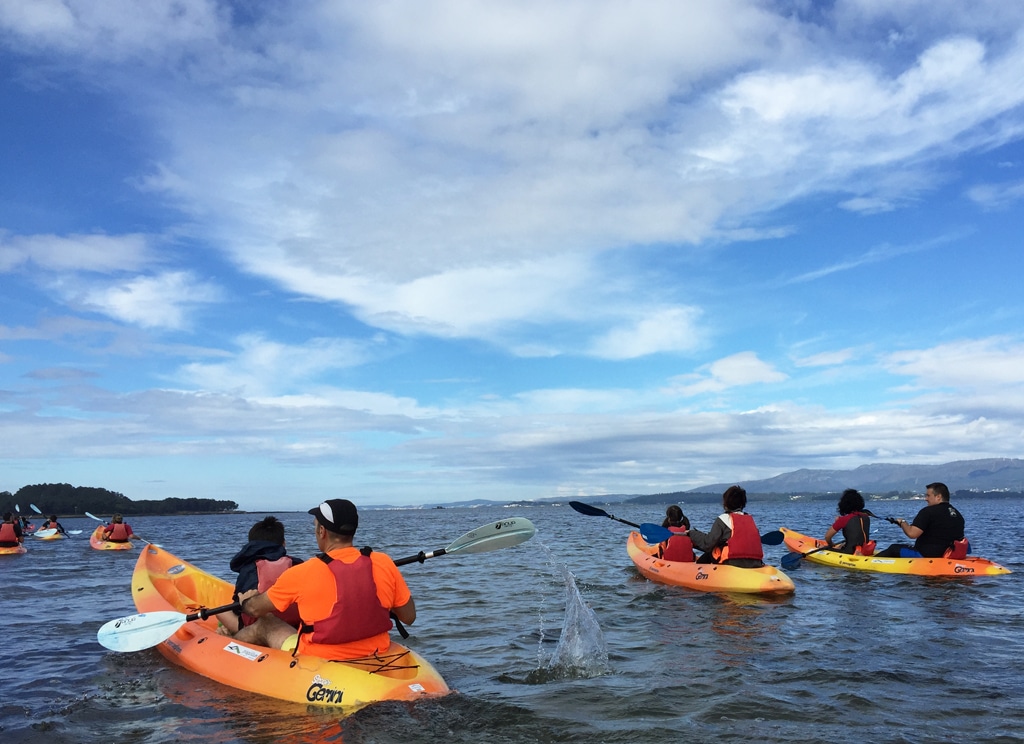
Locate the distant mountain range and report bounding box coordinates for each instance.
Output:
[692,457,1024,495]
[404,458,1024,508]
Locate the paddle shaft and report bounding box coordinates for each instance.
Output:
[569,500,641,528]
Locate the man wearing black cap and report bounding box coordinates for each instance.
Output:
[229,498,416,660]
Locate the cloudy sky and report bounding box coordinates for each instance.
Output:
[2,1,1023,510]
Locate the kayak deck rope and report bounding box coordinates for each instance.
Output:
[333,649,420,674]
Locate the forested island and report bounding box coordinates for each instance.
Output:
[0,483,238,517]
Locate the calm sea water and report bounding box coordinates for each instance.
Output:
[1,498,1021,744]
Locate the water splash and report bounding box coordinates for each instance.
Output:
[526,544,609,682]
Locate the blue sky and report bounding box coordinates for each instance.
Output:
[2,1,1023,510]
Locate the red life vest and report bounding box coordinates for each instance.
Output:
[944,538,969,560]
[660,527,695,562]
[300,551,393,645]
[241,556,301,628]
[718,513,763,562]
[0,522,19,544]
[105,523,130,541]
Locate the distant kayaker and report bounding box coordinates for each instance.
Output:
[43,515,69,536]
[227,498,417,661]
[875,482,966,558]
[658,504,695,562]
[217,515,304,634]
[685,486,765,568]
[101,514,135,542]
[0,512,24,547]
[822,489,874,555]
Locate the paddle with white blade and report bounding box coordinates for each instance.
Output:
[85,511,148,543]
[97,516,537,653]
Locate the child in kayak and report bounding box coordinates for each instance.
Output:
[218,516,303,634]
[823,489,873,555]
[101,514,135,542]
[0,512,24,547]
[685,486,765,568]
[43,515,69,536]
[658,504,695,562]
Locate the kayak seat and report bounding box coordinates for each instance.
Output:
[943,538,969,560]
[854,540,876,556]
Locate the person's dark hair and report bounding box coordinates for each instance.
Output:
[837,489,865,515]
[722,485,747,511]
[50,515,58,521]
[248,515,286,544]
[2,512,10,521]
[926,482,950,501]
[662,504,690,529]
[112,514,123,523]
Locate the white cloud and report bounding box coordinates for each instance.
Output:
[588,307,702,360]
[177,333,383,397]
[883,337,1024,390]
[793,349,858,367]
[0,0,224,58]
[75,271,222,330]
[0,232,153,273]
[667,352,788,396]
[966,179,1024,210]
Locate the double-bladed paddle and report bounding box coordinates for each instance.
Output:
[569,500,784,545]
[97,516,537,653]
[567,501,682,544]
[85,511,146,543]
[781,543,836,569]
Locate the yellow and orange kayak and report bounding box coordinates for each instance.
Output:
[780,527,1012,576]
[131,543,450,710]
[626,531,795,594]
[0,543,27,555]
[89,526,134,550]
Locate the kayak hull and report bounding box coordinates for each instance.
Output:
[0,544,27,555]
[90,526,134,550]
[131,543,450,710]
[780,527,1012,576]
[36,530,64,540]
[626,531,795,594]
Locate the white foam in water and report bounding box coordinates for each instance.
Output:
[536,544,609,679]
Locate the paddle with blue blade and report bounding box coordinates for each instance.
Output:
[781,543,835,569]
[569,500,784,545]
[97,516,537,653]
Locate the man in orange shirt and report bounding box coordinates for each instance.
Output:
[231,498,416,660]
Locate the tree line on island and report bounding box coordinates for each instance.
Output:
[0,483,238,517]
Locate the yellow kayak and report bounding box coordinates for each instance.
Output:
[780,527,1012,576]
[131,543,450,710]
[89,526,134,550]
[627,531,795,594]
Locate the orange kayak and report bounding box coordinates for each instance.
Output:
[780,527,1012,576]
[0,543,27,555]
[131,543,450,710]
[627,531,795,594]
[90,526,134,550]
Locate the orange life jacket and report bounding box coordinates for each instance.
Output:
[0,522,19,544]
[716,513,763,562]
[241,556,301,628]
[298,550,393,647]
[104,523,130,541]
[659,526,696,562]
